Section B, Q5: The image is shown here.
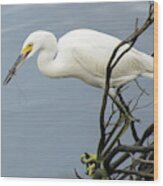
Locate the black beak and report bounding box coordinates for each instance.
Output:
[3,54,24,85]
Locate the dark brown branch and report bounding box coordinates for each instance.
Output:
[104,144,153,166]
[140,123,154,144]
[74,169,83,179]
[105,123,154,172]
[104,117,124,147]
[79,4,154,180]
[97,3,154,158]
[134,79,149,96]
[130,121,140,142]
[113,169,153,179]
[129,153,154,165]
[103,119,131,158]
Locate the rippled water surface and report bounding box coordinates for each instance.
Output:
[1,1,153,178]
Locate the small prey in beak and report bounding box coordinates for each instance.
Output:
[3,43,33,85]
[3,54,25,85]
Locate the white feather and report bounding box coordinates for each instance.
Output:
[17,29,154,89]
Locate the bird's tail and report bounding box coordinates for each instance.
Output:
[141,52,154,79]
[142,72,153,78]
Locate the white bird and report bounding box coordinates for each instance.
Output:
[3,29,153,93]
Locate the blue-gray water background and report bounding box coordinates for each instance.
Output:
[1,2,153,178]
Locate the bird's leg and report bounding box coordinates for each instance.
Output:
[108,88,135,122]
[116,86,130,112]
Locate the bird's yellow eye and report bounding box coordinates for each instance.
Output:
[28,43,33,47]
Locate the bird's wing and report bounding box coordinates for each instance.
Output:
[110,49,153,78]
[59,29,122,78]
[72,45,146,79]
[59,29,153,81]
[72,45,109,79]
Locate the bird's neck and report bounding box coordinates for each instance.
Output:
[37,49,70,79]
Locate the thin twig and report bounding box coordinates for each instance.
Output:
[97,3,154,158]
[74,169,83,179]
[129,153,154,165]
[113,169,153,179]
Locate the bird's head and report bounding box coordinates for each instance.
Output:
[3,30,56,85]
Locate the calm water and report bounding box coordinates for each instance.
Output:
[1,2,153,178]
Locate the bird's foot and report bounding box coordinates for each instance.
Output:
[80,152,100,177]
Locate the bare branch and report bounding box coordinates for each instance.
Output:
[79,4,154,180]
[113,169,153,179]
[129,153,154,165]
[74,169,83,179]
[97,3,154,158]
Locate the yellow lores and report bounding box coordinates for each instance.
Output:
[21,43,33,56]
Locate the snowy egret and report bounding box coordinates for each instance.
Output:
[3,29,153,175]
[3,29,153,91]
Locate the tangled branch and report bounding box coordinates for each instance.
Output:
[77,3,154,180]
[98,3,154,157]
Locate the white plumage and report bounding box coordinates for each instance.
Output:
[3,29,153,89]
